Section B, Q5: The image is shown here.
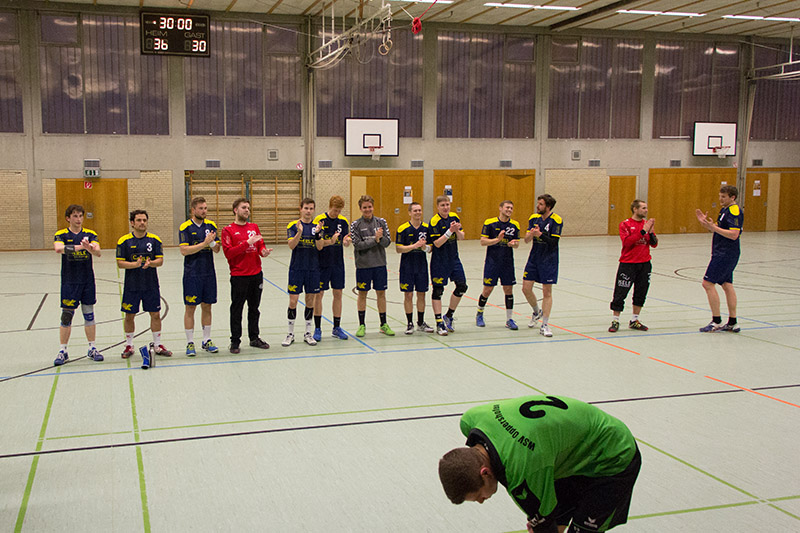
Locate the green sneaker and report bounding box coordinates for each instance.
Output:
[380,323,395,336]
[356,324,366,337]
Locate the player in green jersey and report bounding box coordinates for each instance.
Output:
[439,395,641,533]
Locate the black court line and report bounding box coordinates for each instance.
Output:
[27,294,48,330]
[1,384,798,460]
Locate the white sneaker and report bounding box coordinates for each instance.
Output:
[303,332,317,346]
[528,309,543,328]
[539,324,553,337]
[282,333,295,347]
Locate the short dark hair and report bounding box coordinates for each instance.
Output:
[436,195,450,205]
[129,209,148,222]
[232,197,250,211]
[538,194,556,210]
[190,197,207,209]
[408,201,422,212]
[499,200,513,208]
[65,204,84,218]
[438,447,484,505]
[630,199,646,213]
[720,185,738,200]
[301,197,315,208]
[358,195,375,208]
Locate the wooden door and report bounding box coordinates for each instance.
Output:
[56,179,129,248]
[743,172,768,232]
[608,176,637,235]
[648,168,737,234]
[778,171,800,231]
[350,171,425,235]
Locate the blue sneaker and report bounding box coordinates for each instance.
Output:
[313,328,322,342]
[506,319,518,331]
[87,347,104,361]
[442,315,455,332]
[332,327,349,340]
[54,350,68,366]
[476,313,486,327]
[201,340,219,353]
[186,342,197,357]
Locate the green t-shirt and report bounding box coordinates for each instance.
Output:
[460,395,636,520]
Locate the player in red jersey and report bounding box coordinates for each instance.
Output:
[221,198,273,353]
[608,200,657,332]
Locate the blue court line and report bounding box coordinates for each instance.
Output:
[560,275,783,328]
[6,322,797,381]
[261,274,377,352]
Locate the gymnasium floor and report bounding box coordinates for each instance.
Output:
[0,231,798,532]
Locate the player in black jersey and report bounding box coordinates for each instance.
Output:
[53,204,103,366]
[312,196,351,341]
[477,201,521,330]
[395,202,434,334]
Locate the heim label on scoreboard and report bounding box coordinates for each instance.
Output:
[140,13,210,57]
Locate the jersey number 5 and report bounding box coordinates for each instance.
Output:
[519,396,568,419]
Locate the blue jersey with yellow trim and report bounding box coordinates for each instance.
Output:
[712,204,743,258]
[313,212,349,268]
[287,220,321,271]
[396,221,429,271]
[116,233,163,291]
[55,227,98,284]
[179,219,219,277]
[428,212,461,266]
[527,213,563,264]
[482,217,520,264]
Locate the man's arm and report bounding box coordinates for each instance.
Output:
[378,218,391,248]
[350,220,377,251]
[180,231,218,256]
[695,209,741,240]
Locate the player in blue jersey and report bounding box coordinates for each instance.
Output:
[283,198,324,347]
[428,195,467,336]
[312,195,352,341]
[477,201,521,330]
[696,185,743,333]
[179,197,221,356]
[116,210,172,358]
[53,204,103,366]
[522,195,563,338]
[395,202,435,335]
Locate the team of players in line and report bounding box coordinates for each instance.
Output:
[52,184,742,365]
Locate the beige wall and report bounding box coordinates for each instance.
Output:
[129,171,175,246]
[315,169,352,220]
[0,170,31,250]
[544,169,609,236]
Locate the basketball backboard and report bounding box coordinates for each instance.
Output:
[344,118,399,157]
[693,122,737,156]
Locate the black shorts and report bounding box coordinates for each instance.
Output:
[548,446,641,532]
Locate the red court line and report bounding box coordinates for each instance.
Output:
[704,376,800,409]
[648,357,696,374]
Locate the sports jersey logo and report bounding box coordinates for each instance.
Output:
[583,517,599,529]
[185,295,197,303]
[122,303,133,311]
[510,480,541,516]
[400,283,409,290]
[62,299,76,307]
[432,277,444,285]
[484,277,493,285]
[288,284,298,293]
[357,282,367,289]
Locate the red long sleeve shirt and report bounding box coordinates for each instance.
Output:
[618,218,657,263]
[222,222,266,276]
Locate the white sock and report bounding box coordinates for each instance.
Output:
[185,329,194,343]
[288,320,295,334]
[612,315,619,321]
[202,325,212,343]
[531,304,540,313]
[542,317,549,326]
[125,333,134,346]
[88,341,95,349]
[153,331,161,346]
[632,314,639,322]
[506,309,513,320]
[60,344,67,352]
[305,320,313,334]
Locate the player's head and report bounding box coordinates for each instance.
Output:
[436,195,450,216]
[537,194,556,214]
[65,204,84,226]
[408,202,422,220]
[630,199,648,220]
[300,198,315,220]
[232,198,250,222]
[439,447,498,505]
[719,185,738,206]
[129,210,148,232]
[190,197,208,220]
[328,195,345,218]
[499,200,513,219]
[358,195,375,219]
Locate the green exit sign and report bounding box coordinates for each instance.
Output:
[84,169,100,178]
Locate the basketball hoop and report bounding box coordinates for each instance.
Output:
[369,146,383,161]
[712,146,731,159]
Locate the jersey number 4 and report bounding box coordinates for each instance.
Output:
[519,396,568,419]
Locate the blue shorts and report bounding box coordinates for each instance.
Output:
[121,288,161,314]
[524,258,558,285]
[483,260,516,287]
[704,255,739,285]
[356,266,388,292]
[399,265,429,293]
[61,282,96,309]
[430,260,466,287]
[183,275,217,305]
[320,265,345,291]
[288,270,321,295]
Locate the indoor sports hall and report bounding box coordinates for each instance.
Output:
[1,0,800,531]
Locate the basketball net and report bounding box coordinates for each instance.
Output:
[369,146,383,161]
[712,146,730,159]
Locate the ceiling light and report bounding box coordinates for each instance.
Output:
[722,15,764,20]
[618,10,704,18]
[764,16,800,22]
[393,0,454,3]
[662,12,704,17]
[618,10,662,15]
[484,3,579,10]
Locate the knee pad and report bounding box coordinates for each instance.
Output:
[81,304,95,326]
[453,282,468,298]
[60,308,75,328]
[431,286,444,301]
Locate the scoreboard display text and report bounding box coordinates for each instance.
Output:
[140,13,210,57]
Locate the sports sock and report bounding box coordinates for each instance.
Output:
[477,295,488,312]
[631,314,639,322]
[542,317,549,326]
[287,307,296,333]
[125,333,134,346]
[406,313,413,326]
[358,310,366,326]
[304,307,313,332]
[60,344,67,352]
[727,317,737,326]
[446,308,455,319]
[379,312,387,326]
[417,311,425,325]
[88,341,95,350]
[435,313,443,325]
[505,295,513,320]
[333,316,341,328]
[202,325,211,343]
[712,316,722,324]
[153,331,161,346]
[314,315,322,329]
[185,329,194,343]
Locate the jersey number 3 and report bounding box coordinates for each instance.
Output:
[519,396,568,419]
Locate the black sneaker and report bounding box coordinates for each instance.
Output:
[249,338,270,349]
[608,320,619,333]
[229,343,241,354]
